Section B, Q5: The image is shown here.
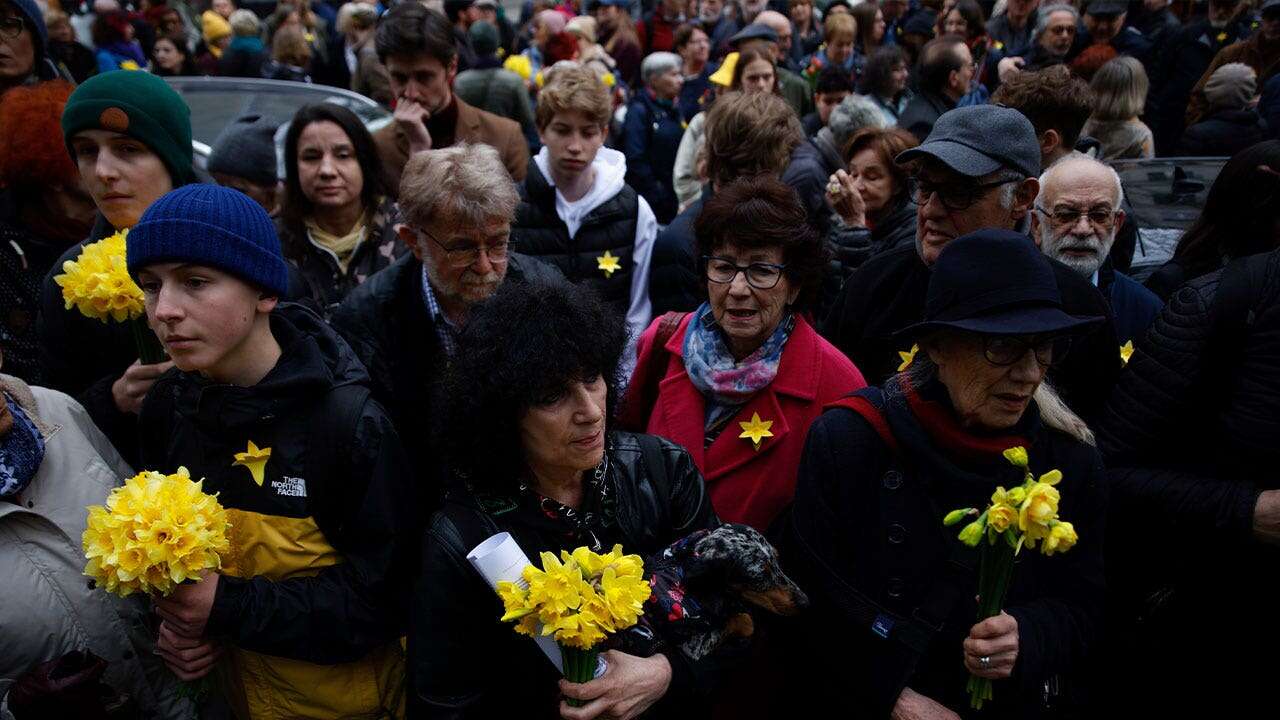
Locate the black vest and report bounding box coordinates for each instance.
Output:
[511,161,639,312]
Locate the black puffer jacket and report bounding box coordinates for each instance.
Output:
[781,377,1107,718]
[1096,249,1280,713]
[409,432,721,719]
[647,194,705,316]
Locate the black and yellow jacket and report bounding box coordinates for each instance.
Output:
[139,303,415,719]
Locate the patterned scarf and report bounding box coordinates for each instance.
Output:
[0,394,45,498]
[682,302,795,433]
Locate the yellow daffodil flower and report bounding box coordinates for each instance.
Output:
[1041,521,1078,556]
[958,518,986,547]
[897,343,919,371]
[987,504,1018,533]
[232,441,272,486]
[82,468,230,598]
[944,508,975,526]
[738,412,774,450]
[1002,446,1029,468]
[597,250,622,277]
[1120,340,1134,366]
[54,230,146,323]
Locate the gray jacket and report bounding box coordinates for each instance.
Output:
[454,67,538,145]
[0,377,191,720]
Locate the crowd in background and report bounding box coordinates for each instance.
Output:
[2,0,1280,719]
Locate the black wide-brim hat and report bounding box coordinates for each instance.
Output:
[897,229,1105,339]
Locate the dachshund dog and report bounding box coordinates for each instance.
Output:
[612,523,808,661]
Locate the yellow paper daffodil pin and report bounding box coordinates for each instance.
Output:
[232,441,272,486]
[119,60,140,71]
[898,343,919,372]
[597,251,622,278]
[1119,340,1134,366]
[738,412,774,451]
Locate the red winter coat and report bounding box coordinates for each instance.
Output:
[620,312,865,531]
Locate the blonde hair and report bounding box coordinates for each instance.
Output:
[1089,56,1148,122]
[398,143,520,228]
[824,13,857,45]
[535,64,611,130]
[336,1,378,34]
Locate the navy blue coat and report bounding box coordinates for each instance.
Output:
[1100,266,1163,344]
[623,90,685,224]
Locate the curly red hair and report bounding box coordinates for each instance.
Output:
[0,81,79,190]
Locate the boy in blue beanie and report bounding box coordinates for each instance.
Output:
[127,184,415,719]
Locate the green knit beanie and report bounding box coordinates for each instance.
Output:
[61,71,195,186]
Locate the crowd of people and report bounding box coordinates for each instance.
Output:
[2,0,1280,718]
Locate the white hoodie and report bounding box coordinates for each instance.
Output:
[533,146,659,375]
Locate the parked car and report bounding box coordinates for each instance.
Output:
[1110,157,1227,282]
[163,76,393,170]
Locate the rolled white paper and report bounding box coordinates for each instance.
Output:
[467,532,564,672]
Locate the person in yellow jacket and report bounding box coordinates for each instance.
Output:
[129,184,416,720]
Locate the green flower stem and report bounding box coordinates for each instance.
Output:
[561,645,600,708]
[130,315,168,365]
[970,542,1016,710]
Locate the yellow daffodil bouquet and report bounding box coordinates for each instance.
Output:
[942,446,1079,710]
[54,229,166,363]
[496,545,652,705]
[83,467,231,598]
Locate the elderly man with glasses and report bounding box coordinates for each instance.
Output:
[1032,154,1162,346]
[822,104,1121,423]
[331,143,563,504]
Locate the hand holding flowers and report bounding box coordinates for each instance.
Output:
[942,446,1078,709]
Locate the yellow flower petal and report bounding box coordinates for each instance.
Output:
[738,412,774,451]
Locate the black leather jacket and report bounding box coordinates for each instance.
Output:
[408,432,719,719]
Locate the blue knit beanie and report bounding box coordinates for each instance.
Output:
[127,185,289,296]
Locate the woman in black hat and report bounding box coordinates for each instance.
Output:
[779,229,1108,718]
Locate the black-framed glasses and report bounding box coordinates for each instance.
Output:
[982,335,1071,367]
[914,176,1016,211]
[702,255,788,289]
[1034,205,1116,228]
[417,226,511,267]
[0,16,25,40]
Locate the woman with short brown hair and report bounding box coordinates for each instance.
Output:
[825,126,920,269]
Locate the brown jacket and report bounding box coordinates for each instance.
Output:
[351,36,392,108]
[373,96,528,195]
[1186,31,1280,126]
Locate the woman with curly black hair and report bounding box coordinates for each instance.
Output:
[411,279,719,719]
[621,175,866,533]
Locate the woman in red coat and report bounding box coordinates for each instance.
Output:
[621,174,865,531]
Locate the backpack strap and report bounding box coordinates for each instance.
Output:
[635,311,688,420]
[306,383,372,542]
[815,387,973,657]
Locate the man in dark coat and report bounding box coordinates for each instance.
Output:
[899,36,970,142]
[331,143,563,500]
[822,105,1121,423]
[1185,0,1280,128]
[1031,155,1161,345]
[1096,248,1280,716]
[1177,61,1269,156]
[1147,0,1252,154]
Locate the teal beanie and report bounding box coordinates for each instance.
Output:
[61,71,195,186]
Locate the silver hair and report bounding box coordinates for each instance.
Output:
[981,169,1028,210]
[228,9,261,37]
[1038,154,1125,209]
[1033,3,1080,39]
[641,52,682,84]
[906,349,1096,446]
[828,93,889,149]
[398,142,520,229]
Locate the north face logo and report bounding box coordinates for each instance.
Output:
[271,476,307,498]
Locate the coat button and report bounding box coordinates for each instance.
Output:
[886,576,905,598]
[87,579,96,590]
[887,523,907,544]
[882,470,903,490]
[26,500,33,508]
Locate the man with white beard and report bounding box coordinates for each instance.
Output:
[1031,155,1162,344]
